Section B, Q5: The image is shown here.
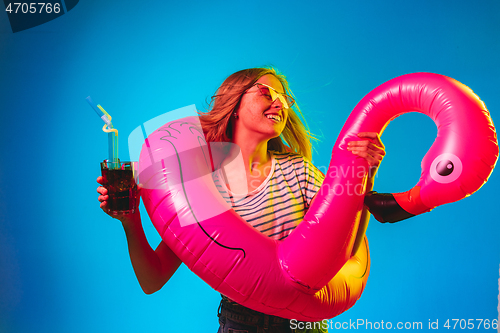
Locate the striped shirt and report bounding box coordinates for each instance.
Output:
[213,152,325,240]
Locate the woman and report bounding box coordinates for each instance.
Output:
[97,67,385,332]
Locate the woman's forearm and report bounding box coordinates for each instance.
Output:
[121,212,182,294]
[351,175,375,256]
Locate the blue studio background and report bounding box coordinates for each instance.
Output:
[1,1,499,332]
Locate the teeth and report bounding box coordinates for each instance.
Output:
[266,114,281,122]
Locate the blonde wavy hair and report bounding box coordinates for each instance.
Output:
[198,67,316,161]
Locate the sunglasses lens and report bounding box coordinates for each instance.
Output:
[278,93,294,109]
[256,84,294,108]
[277,95,289,109]
[257,85,272,98]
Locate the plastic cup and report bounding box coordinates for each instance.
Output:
[100,160,138,215]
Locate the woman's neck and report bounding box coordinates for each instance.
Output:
[231,128,272,172]
[236,141,270,173]
[222,142,273,195]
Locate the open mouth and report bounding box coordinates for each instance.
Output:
[265,114,282,122]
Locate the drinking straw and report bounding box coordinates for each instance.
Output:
[99,106,119,166]
[86,96,111,127]
[86,96,119,168]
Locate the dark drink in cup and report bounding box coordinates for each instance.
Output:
[101,160,138,215]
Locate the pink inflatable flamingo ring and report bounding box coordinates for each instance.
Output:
[137,73,498,321]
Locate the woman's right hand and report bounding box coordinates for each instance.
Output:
[96,176,141,225]
[96,176,110,213]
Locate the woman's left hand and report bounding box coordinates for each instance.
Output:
[347,132,385,178]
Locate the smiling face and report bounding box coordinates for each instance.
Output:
[232,74,289,143]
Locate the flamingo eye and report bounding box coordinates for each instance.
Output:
[436,160,454,176]
[430,153,462,184]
